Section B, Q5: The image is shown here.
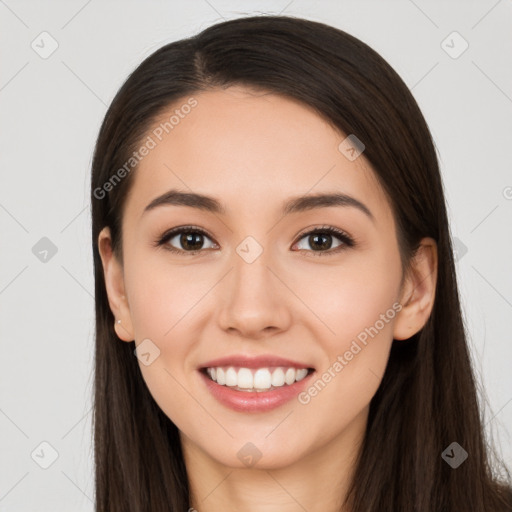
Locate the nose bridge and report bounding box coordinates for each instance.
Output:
[232,238,273,297]
[216,235,291,336]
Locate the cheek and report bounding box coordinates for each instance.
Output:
[302,247,401,398]
[298,249,401,343]
[123,247,213,340]
[295,266,399,433]
[121,250,204,383]
[122,254,207,427]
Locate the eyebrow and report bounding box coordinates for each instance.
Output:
[143,189,374,222]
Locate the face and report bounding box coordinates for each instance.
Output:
[99,85,425,470]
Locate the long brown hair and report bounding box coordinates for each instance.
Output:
[90,14,512,511]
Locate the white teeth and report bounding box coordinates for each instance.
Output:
[205,366,311,391]
[271,368,285,387]
[296,368,308,381]
[225,367,237,387]
[253,369,272,390]
[216,367,226,385]
[237,368,253,389]
[285,368,296,385]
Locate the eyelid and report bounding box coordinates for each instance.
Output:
[155,224,355,256]
[154,225,218,254]
[292,225,355,255]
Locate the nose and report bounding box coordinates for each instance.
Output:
[216,249,292,340]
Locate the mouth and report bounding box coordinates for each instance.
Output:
[200,365,315,392]
[198,355,316,412]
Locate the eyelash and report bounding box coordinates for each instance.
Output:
[154,224,355,257]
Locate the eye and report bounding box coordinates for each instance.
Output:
[155,224,355,256]
[292,225,355,256]
[156,226,218,254]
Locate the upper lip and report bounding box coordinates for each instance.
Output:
[200,355,314,370]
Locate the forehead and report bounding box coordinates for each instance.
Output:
[123,85,391,223]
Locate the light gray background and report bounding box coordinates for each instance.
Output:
[1,0,511,510]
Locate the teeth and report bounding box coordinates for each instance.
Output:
[285,368,296,385]
[238,368,253,389]
[271,368,285,387]
[205,366,310,391]
[296,368,308,381]
[216,367,226,385]
[225,367,237,387]
[253,369,271,390]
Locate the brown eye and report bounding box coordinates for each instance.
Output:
[157,227,217,254]
[303,233,335,251]
[175,232,207,251]
[293,226,354,256]
[156,225,354,256]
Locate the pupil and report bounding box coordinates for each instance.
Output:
[181,232,203,250]
[311,233,332,251]
[177,232,334,251]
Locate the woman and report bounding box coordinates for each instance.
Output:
[90,14,512,511]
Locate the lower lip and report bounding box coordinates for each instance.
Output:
[199,370,314,412]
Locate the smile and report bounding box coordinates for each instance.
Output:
[203,366,312,392]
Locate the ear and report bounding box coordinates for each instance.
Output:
[97,226,135,342]
[393,237,438,340]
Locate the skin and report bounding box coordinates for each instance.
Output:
[98,85,437,511]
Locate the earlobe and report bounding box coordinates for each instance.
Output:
[97,227,135,342]
[393,237,438,341]
[113,318,134,342]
